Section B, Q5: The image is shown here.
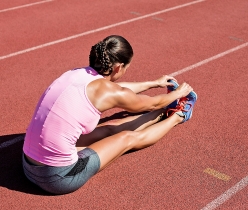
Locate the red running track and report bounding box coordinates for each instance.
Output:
[0,0,247,209]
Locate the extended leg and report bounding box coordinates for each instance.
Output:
[88,113,183,170]
[76,109,165,147]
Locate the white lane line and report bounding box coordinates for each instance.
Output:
[0,0,205,61]
[0,135,24,149]
[0,0,53,13]
[169,42,248,77]
[201,176,248,210]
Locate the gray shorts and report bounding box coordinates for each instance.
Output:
[22,148,100,195]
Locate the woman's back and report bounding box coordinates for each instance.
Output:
[23,67,103,166]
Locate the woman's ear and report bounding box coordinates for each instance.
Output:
[113,63,124,73]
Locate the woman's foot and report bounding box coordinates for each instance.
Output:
[166,92,197,123]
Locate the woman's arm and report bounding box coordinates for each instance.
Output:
[117,75,177,93]
[87,79,192,113]
[113,83,192,113]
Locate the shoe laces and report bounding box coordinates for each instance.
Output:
[166,97,192,117]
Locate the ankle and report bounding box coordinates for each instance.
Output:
[173,112,184,123]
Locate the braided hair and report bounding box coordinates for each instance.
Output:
[89,35,133,76]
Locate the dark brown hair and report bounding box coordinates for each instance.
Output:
[89,35,133,76]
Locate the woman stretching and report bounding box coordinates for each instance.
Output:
[22,35,197,194]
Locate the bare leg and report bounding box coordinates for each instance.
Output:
[88,113,183,170]
[76,109,165,147]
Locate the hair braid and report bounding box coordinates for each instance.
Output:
[96,41,113,75]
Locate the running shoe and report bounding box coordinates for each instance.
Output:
[166,79,179,110]
[167,79,179,93]
[166,90,197,123]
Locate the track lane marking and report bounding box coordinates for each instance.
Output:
[201,176,248,210]
[204,168,231,181]
[169,42,248,77]
[0,0,53,13]
[0,0,205,61]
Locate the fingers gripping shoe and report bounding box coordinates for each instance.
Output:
[167,79,198,101]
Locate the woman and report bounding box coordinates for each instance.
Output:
[22,35,197,194]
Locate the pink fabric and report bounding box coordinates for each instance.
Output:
[23,67,103,166]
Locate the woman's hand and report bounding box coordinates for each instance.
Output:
[175,82,193,98]
[156,75,177,88]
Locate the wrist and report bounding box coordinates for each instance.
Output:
[145,80,158,89]
[153,80,160,88]
[169,90,181,99]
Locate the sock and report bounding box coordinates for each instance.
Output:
[175,111,184,118]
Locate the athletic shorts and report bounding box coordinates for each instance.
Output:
[22,148,100,195]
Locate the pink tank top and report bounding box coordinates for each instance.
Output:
[23,67,103,166]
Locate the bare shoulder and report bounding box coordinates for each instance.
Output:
[87,78,122,95]
[86,78,133,112]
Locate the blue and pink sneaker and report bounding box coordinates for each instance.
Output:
[166,79,197,123]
